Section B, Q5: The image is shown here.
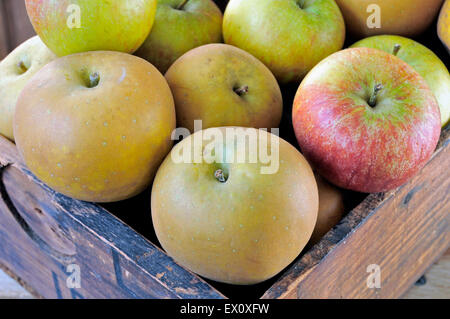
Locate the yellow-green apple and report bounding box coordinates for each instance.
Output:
[151,127,318,284]
[292,48,441,193]
[135,0,223,74]
[223,0,345,83]
[351,35,450,127]
[438,0,450,51]
[335,0,444,38]
[309,174,345,246]
[165,44,283,132]
[25,0,157,56]
[14,51,176,202]
[0,36,55,142]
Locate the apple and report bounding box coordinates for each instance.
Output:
[351,35,450,127]
[309,174,345,246]
[335,0,444,38]
[25,0,157,56]
[14,51,176,203]
[151,127,318,284]
[438,0,450,51]
[135,0,223,74]
[0,36,56,142]
[222,0,345,83]
[165,44,283,132]
[292,48,441,193]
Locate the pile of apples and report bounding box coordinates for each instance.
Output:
[0,0,448,285]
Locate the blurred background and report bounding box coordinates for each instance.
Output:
[0,0,35,59]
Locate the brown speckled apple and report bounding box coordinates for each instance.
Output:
[309,174,345,245]
[135,0,223,74]
[0,36,56,141]
[293,48,441,193]
[335,0,443,38]
[151,127,318,284]
[14,51,176,203]
[165,44,283,132]
[438,0,450,51]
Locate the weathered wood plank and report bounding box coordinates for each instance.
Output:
[263,126,450,299]
[0,137,224,299]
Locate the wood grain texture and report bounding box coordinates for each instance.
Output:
[402,249,450,299]
[0,137,224,299]
[263,126,450,299]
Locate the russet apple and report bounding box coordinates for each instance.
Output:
[292,48,441,193]
[135,0,223,74]
[351,35,450,127]
[438,0,450,51]
[165,44,283,132]
[223,0,345,83]
[309,174,345,246]
[25,0,157,56]
[0,36,56,141]
[14,51,176,203]
[151,127,318,284]
[335,0,444,38]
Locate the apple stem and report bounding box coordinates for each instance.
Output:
[214,169,227,183]
[393,44,401,56]
[234,85,249,96]
[368,84,383,107]
[17,61,28,73]
[177,0,189,10]
[89,72,100,88]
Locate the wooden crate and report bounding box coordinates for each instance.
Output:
[0,0,449,300]
[0,124,448,299]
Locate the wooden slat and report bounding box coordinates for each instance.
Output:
[264,126,450,299]
[402,249,450,298]
[0,137,224,299]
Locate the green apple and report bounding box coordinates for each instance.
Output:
[135,0,223,74]
[165,44,283,132]
[152,127,318,284]
[14,51,176,202]
[223,0,345,83]
[0,36,56,141]
[351,35,450,127]
[438,0,450,51]
[25,0,157,56]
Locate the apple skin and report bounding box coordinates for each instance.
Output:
[135,0,223,74]
[14,51,176,203]
[335,0,444,38]
[308,174,345,246]
[165,44,283,132]
[438,0,450,51]
[151,127,318,285]
[292,48,441,193]
[0,36,56,142]
[25,0,157,56]
[223,0,345,83]
[351,35,450,127]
